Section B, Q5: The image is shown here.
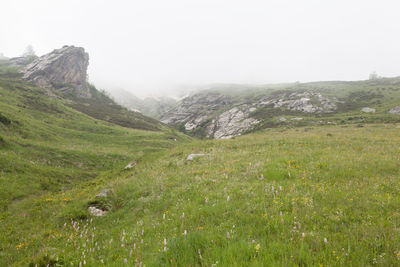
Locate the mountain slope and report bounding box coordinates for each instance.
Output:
[161,79,400,138]
[0,70,191,265]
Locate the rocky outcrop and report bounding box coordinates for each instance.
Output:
[162,92,234,128]
[388,107,400,114]
[361,107,376,113]
[258,92,338,113]
[206,106,259,139]
[161,89,339,139]
[21,46,90,98]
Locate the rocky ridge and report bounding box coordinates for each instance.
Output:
[161,89,341,139]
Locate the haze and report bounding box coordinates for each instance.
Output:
[1,0,400,97]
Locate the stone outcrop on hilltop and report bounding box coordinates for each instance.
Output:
[21,46,90,97]
[161,90,340,139]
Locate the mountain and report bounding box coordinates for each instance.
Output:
[1,47,400,266]
[9,45,165,131]
[106,87,177,119]
[161,79,400,138]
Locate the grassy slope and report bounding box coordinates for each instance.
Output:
[1,67,399,266]
[0,74,190,265]
[5,124,399,266]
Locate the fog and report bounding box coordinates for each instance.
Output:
[1,0,400,97]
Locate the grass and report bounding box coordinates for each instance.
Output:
[2,123,399,266]
[1,70,400,266]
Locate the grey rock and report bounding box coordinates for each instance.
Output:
[388,107,400,114]
[207,106,259,139]
[361,107,376,113]
[88,206,107,217]
[124,161,137,169]
[279,117,287,122]
[187,153,206,161]
[21,46,90,98]
[291,117,303,121]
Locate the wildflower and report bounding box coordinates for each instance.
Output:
[141,239,143,244]
[164,246,167,252]
[121,236,124,242]
[227,196,230,202]
[272,185,274,191]
[205,197,208,203]
[184,230,187,235]
[324,238,328,244]
[302,233,305,238]
[255,243,260,252]
[100,259,104,264]
[252,240,255,243]
[281,219,284,224]
[227,232,230,239]
[164,238,167,245]
[181,212,185,219]
[130,249,133,257]
[279,186,282,191]
[134,243,136,250]
[124,258,128,264]
[198,249,203,260]
[260,174,264,180]
[280,211,283,216]
[123,229,125,236]
[16,243,24,249]
[141,229,144,235]
[163,213,166,220]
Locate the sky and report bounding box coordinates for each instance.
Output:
[1,0,400,97]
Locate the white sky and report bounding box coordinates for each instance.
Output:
[1,0,400,96]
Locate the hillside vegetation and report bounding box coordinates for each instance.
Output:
[1,65,399,266]
[0,72,190,265]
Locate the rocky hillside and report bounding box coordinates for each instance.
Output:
[161,79,400,138]
[1,46,164,131]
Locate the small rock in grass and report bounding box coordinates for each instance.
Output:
[361,107,375,113]
[124,161,137,169]
[88,206,107,217]
[187,154,206,161]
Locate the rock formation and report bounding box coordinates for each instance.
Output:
[388,107,400,114]
[161,89,339,139]
[21,45,90,98]
[361,107,376,113]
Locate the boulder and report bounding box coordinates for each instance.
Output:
[21,45,90,98]
[88,206,107,217]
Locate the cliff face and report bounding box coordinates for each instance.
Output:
[22,46,90,97]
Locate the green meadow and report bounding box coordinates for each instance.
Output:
[0,72,400,266]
